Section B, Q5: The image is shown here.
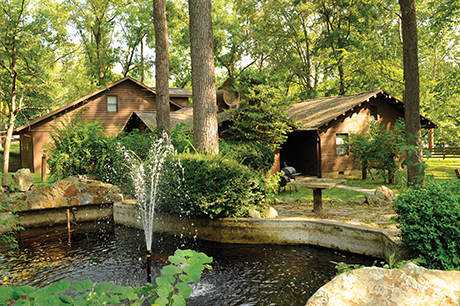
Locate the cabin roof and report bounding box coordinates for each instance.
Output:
[15,76,185,133]
[124,107,234,132]
[287,89,437,130]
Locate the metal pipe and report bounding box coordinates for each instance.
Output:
[147,250,152,284]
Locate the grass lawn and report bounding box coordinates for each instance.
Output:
[274,158,460,203]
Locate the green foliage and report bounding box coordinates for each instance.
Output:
[157,153,273,219]
[225,70,298,150]
[0,249,212,306]
[348,119,405,183]
[0,198,24,251]
[170,123,195,154]
[332,253,420,275]
[397,132,432,184]
[45,115,109,180]
[393,179,460,270]
[219,140,275,173]
[98,129,161,190]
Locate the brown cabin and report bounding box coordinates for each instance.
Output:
[277,90,437,177]
[14,76,192,173]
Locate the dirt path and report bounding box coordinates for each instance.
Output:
[272,185,399,239]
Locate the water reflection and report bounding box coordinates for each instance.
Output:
[0,220,377,305]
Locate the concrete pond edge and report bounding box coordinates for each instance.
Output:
[10,201,398,261]
[113,202,398,261]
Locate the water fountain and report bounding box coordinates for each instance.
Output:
[0,135,383,304]
[120,133,178,283]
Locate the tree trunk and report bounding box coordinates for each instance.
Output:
[2,117,15,186]
[399,0,424,187]
[154,0,171,136]
[189,0,219,154]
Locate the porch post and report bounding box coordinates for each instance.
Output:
[317,130,322,178]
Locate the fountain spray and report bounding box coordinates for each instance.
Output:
[124,133,175,283]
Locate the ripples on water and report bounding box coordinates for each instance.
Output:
[0,219,377,305]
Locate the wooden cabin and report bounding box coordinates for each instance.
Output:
[14,76,192,173]
[277,90,437,177]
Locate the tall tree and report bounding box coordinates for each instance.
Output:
[0,0,68,184]
[118,0,153,82]
[67,0,122,87]
[399,0,424,186]
[189,0,219,154]
[154,0,171,136]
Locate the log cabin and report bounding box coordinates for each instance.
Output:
[14,76,192,173]
[276,90,437,177]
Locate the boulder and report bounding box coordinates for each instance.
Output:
[8,176,123,210]
[330,198,344,205]
[266,207,278,218]
[282,197,294,203]
[248,209,261,218]
[346,198,366,205]
[375,185,397,201]
[365,194,385,205]
[305,263,460,306]
[12,168,34,192]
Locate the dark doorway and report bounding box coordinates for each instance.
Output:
[280,130,319,176]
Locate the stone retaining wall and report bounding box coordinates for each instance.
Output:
[10,176,123,210]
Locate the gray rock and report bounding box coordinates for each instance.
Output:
[375,185,397,201]
[330,198,344,205]
[305,263,460,306]
[346,198,366,205]
[365,194,385,205]
[282,197,294,203]
[273,198,283,204]
[12,168,34,192]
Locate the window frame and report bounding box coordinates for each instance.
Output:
[336,133,349,156]
[107,95,118,112]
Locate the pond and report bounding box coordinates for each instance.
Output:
[0,219,377,306]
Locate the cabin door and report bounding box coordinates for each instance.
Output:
[280,130,319,176]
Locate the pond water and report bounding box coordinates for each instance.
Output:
[0,219,378,306]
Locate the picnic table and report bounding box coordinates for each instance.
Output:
[286,177,346,213]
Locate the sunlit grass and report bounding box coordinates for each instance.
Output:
[275,158,459,202]
[425,158,459,180]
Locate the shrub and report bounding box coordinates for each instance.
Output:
[46,115,109,179]
[97,130,161,190]
[157,153,273,219]
[171,123,194,153]
[393,180,460,270]
[219,140,275,173]
[348,119,405,183]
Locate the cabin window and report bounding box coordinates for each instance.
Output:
[336,133,349,156]
[370,105,377,120]
[107,95,118,112]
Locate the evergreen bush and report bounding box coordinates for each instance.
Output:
[219,140,274,173]
[393,179,460,270]
[157,153,273,219]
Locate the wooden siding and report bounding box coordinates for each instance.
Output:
[319,97,403,175]
[21,80,171,173]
